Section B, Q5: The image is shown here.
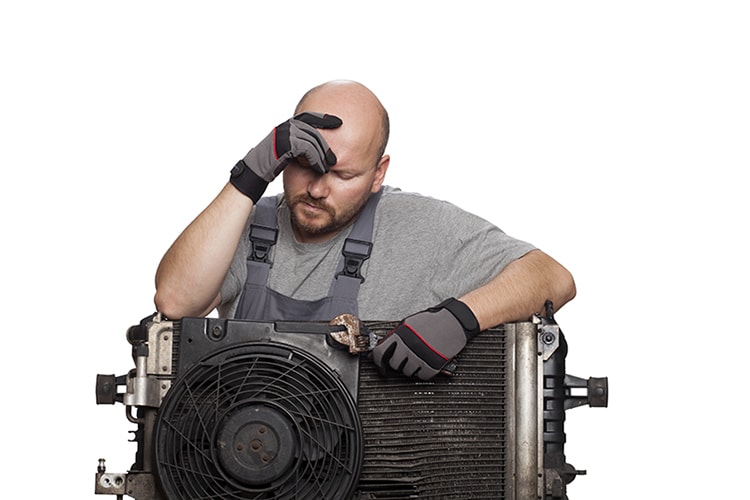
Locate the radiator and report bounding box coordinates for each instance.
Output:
[95,313,607,499]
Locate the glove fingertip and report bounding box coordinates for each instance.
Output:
[382,341,397,365]
[294,112,342,129]
[272,159,290,178]
[321,113,343,129]
[372,337,392,366]
[324,148,337,168]
[374,341,398,377]
[395,356,409,373]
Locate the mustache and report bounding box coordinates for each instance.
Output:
[288,194,334,215]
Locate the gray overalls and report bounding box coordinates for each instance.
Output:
[234,189,382,321]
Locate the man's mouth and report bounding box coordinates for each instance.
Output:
[303,201,324,212]
[292,196,332,217]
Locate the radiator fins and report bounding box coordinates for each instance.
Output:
[356,329,507,499]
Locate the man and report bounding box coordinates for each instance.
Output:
[154,80,576,380]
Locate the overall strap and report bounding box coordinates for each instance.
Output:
[329,188,383,299]
[245,196,279,285]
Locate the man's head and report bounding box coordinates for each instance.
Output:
[283,80,390,243]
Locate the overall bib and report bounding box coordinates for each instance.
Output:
[234,189,382,322]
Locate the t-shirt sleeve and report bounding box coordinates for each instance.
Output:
[429,199,536,299]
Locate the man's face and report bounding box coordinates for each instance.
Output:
[282,82,389,243]
[282,139,386,243]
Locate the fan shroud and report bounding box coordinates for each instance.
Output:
[154,340,362,499]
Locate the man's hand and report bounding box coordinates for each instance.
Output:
[372,298,481,380]
[229,112,342,202]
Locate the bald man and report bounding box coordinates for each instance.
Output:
[154,80,575,380]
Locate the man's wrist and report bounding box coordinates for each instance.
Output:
[438,298,481,340]
[229,159,268,203]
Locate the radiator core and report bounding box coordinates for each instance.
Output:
[356,329,507,499]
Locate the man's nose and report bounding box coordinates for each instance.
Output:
[307,171,330,199]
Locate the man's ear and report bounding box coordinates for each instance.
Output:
[371,154,390,192]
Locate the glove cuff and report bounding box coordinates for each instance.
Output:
[438,298,481,340]
[229,159,269,203]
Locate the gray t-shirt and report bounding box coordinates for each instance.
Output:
[219,186,536,320]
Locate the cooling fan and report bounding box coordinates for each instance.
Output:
[155,339,362,499]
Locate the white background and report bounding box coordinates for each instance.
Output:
[2,1,748,498]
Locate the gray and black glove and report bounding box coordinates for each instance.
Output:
[372,298,481,380]
[229,112,342,202]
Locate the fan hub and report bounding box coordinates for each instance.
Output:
[216,404,297,485]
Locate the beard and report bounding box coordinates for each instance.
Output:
[286,191,371,238]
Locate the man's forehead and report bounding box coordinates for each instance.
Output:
[296,83,383,162]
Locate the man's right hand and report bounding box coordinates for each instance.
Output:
[229,112,342,202]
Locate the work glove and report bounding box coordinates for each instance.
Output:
[229,112,342,202]
[372,298,481,380]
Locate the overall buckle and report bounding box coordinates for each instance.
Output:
[336,238,372,282]
[248,224,278,264]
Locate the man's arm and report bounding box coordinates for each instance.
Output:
[373,249,575,380]
[154,112,342,319]
[154,183,254,319]
[459,249,576,330]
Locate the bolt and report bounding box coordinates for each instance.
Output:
[211,325,222,339]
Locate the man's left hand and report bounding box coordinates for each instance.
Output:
[372,298,480,380]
